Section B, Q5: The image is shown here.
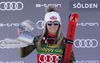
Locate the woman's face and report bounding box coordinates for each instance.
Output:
[47,21,60,35]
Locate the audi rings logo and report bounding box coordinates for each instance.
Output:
[39,54,59,63]
[74,39,98,48]
[75,60,99,63]
[0,40,3,44]
[0,61,24,63]
[0,40,13,49]
[0,1,24,11]
[36,20,45,29]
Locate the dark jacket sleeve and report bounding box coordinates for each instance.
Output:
[63,51,75,63]
[70,51,76,63]
[19,36,40,58]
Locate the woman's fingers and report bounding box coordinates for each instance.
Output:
[17,28,23,35]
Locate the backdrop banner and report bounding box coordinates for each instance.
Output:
[0,0,99,63]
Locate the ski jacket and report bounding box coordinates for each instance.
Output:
[19,33,75,63]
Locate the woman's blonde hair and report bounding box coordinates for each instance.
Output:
[37,24,63,49]
[37,5,63,49]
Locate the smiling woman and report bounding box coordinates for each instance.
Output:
[18,5,75,63]
[47,21,60,35]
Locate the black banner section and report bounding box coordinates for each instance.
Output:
[69,0,100,11]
